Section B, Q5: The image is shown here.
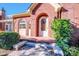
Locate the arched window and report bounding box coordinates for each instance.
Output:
[19,19,26,29]
[41,18,46,31]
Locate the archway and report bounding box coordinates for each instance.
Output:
[36,13,48,37]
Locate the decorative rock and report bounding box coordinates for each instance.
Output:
[13,41,27,50]
[20,48,36,56]
[35,43,41,48]
[8,51,23,56]
[9,41,63,56]
[25,42,35,48]
[40,44,48,50]
[51,43,64,56]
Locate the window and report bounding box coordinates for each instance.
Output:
[41,18,46,31]
[5,23,12,31]
[19,20,26,29]
[5,25,8,30]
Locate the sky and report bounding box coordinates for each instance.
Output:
[0,3,31,15]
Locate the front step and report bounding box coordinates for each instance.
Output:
[20,37,56,44]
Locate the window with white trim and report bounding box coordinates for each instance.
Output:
[19,20,26,29]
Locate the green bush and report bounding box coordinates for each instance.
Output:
[0,32,19,49]
[67,47,79,56]
[51,18,78,56]
[51,19,72,41]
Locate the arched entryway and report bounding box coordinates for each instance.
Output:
[36,13,48,37]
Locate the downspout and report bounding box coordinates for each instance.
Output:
[49,3,62,19]
[59,7,62,19]
[57,7,63,19]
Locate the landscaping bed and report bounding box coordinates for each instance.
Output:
[0,32,19,56]
[8,41,64,56]
[0,48,12,56]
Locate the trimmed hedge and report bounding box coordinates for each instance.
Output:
[0,32,20,49]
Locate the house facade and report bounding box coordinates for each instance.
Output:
[0,3,79,39]
[13,3,58,38]
[0,8,13,32]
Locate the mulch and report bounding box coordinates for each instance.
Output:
[0,48,13,56]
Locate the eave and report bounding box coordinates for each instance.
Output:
[13,12,30,19]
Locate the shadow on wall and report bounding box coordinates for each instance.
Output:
[69,22,79,47]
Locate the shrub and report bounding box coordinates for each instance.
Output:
[51,19,72,41]
[51,18,75,56]
[0,32,19,49]
[67,47,79,56]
